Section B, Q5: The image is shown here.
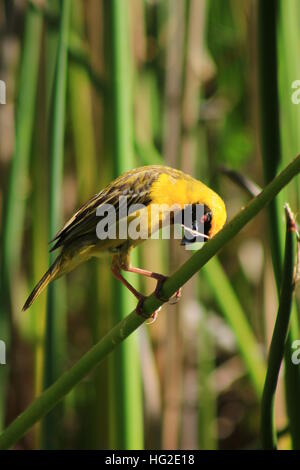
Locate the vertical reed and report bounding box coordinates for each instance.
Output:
[107,0,144,449]
[0,3,42,430]
[42,0,71,449]
[257,0,300,448]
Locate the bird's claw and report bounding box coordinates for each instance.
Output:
[135,276,182,324]
[146,306,162,325]
[135,296,162,324]
[168,287,182,305]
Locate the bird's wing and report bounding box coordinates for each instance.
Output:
[50,168,159,252]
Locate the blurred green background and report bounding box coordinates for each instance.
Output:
[0,0,300,450]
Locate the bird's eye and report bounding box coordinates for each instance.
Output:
[203,210,212,239]
[205,212,212,224]
[201,212,211,224]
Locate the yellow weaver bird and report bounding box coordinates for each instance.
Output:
[23,165,226,314]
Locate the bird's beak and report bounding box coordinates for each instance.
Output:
[180,234,206,245]
[180,222,210,246]
[180,235,193,246]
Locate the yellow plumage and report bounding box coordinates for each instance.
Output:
[23,165,226,313]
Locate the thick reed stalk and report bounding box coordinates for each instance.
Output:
[277,0,300,448]
[0,3,42,430]
[42,0,71,449]
[261,205,296,449]
[108,0,144,450]
[257,0,300,447]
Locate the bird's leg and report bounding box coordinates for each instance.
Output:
[153,275,182,304]
[111,252,159,319]
[111,263,151,319]
[111,264,144,300]
[111,252,181,321]
[124,265,166,281]
[123,265,182,305]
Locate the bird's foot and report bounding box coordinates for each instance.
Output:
[146,307,162,325]
[168,287,182,305]
[135,295,147,318]
[135,275,182,324]
[154,276,182,305]
[135,295,162,324]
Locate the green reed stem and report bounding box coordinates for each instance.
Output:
[108,0,144,450]
[258,0,300,448]
[261,205,296,449]
[0,3,42,430]
[42,0,71,449]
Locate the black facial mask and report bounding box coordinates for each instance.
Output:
[180,204,212,246]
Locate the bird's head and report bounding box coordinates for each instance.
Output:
[180,179,227,246]
[149,170,227,245]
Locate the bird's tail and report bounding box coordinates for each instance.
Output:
[22,255,62,311]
